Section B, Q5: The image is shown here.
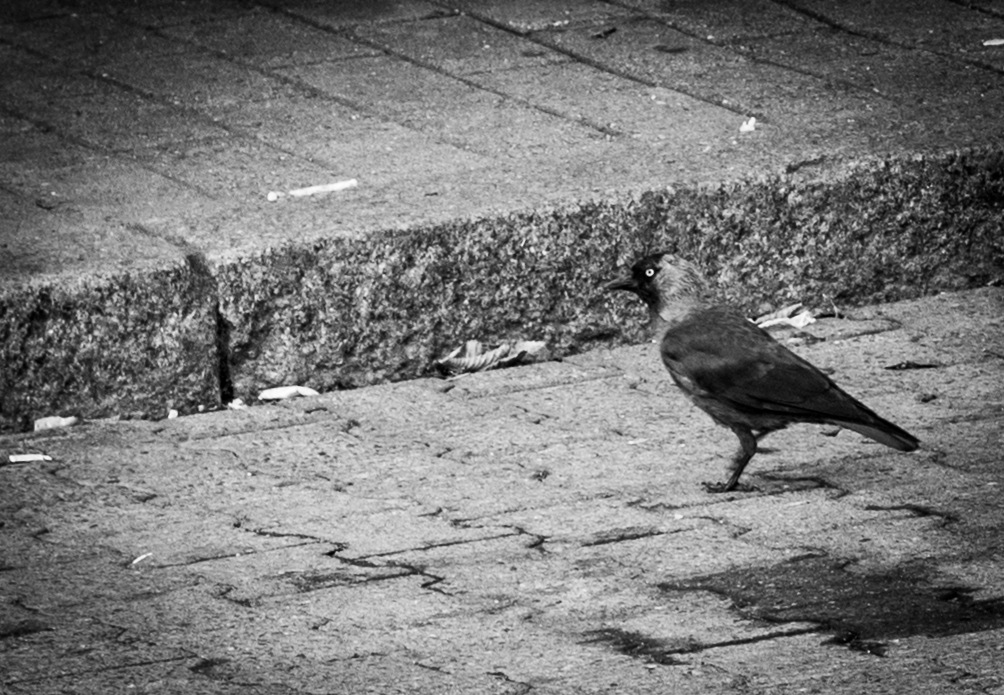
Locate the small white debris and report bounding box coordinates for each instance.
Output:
[740,117,756,133]
[983,38,1004,46]
[757,313,816,329]
[227,398,247,410]
[8,453,53,463]
[787,311,815,328]
[755,302,816,329]
[268,179,358,201]
[167,409,179,419]
[757,303,801,323]
[34,415,79,431]
[130,552,153,566]
[289,179,358,197]
[438,341,510,374]
[258,385,320,401]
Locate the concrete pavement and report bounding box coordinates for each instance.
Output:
[3,4,1004,690]
[2,287,1003,693]
[2,0,1004,429]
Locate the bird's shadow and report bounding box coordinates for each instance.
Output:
[657,555,1004,656]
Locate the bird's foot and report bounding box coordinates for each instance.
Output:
[702,480,757,494]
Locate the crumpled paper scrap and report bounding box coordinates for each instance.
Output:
[435,340,547,376]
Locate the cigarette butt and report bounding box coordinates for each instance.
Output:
[259,385,321,401]
[287,179,358,197]
[8,453,53,463]
[34,415,79,431]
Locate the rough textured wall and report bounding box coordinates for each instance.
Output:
[3,150,1003,431]
[217,150,1004,402]
[1,255,220,432]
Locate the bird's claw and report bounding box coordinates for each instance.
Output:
[702,480,757,494]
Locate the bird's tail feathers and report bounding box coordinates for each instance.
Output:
[831,418,920,452]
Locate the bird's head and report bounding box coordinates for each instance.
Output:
[605,252,709,327]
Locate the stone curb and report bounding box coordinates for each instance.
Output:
[3,148,1002,432]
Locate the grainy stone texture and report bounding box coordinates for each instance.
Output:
[0,255,220,432]
[214,150,1004,400]
[1,287,1002,693]
[2,0,1004,429]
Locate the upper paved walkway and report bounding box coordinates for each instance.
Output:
[2,0,1003,430]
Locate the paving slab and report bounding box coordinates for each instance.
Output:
[2,287,1003,694]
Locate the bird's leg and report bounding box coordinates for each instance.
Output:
[724,426,758,490]
[704,426,758,493]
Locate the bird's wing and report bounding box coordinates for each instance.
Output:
[664,317,919,451]
[660,312,864,422]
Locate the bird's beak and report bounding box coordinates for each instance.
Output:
[603,270,637,293]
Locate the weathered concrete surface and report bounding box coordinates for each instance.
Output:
[2,287,1002,693]
[2,0,1004,430]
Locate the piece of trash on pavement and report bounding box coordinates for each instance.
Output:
[34,415,80,431]
[259,385,321,401]
[754,302,815,329]
[983,38,1004,46]
[130,553,153,566]
[8,453,53,463]
[167,409,179,419]
[740,117,756,132]
[885,361,940,370]
[435,340,547,376]
[227,398,247,410]
[267,179,358,201]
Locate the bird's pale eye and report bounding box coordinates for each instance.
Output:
[644,268,655,278]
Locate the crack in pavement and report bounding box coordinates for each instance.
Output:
[240,525,346,545]
[580,527,677,547]
[154,540,326,569]
[862,502,959,524]
[486,669,534,694]
[344,531,525,562]
[583,625,822,665]
[382,562,452,595]
[422,516,550,552]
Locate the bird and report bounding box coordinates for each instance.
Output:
[605,251,920,492]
